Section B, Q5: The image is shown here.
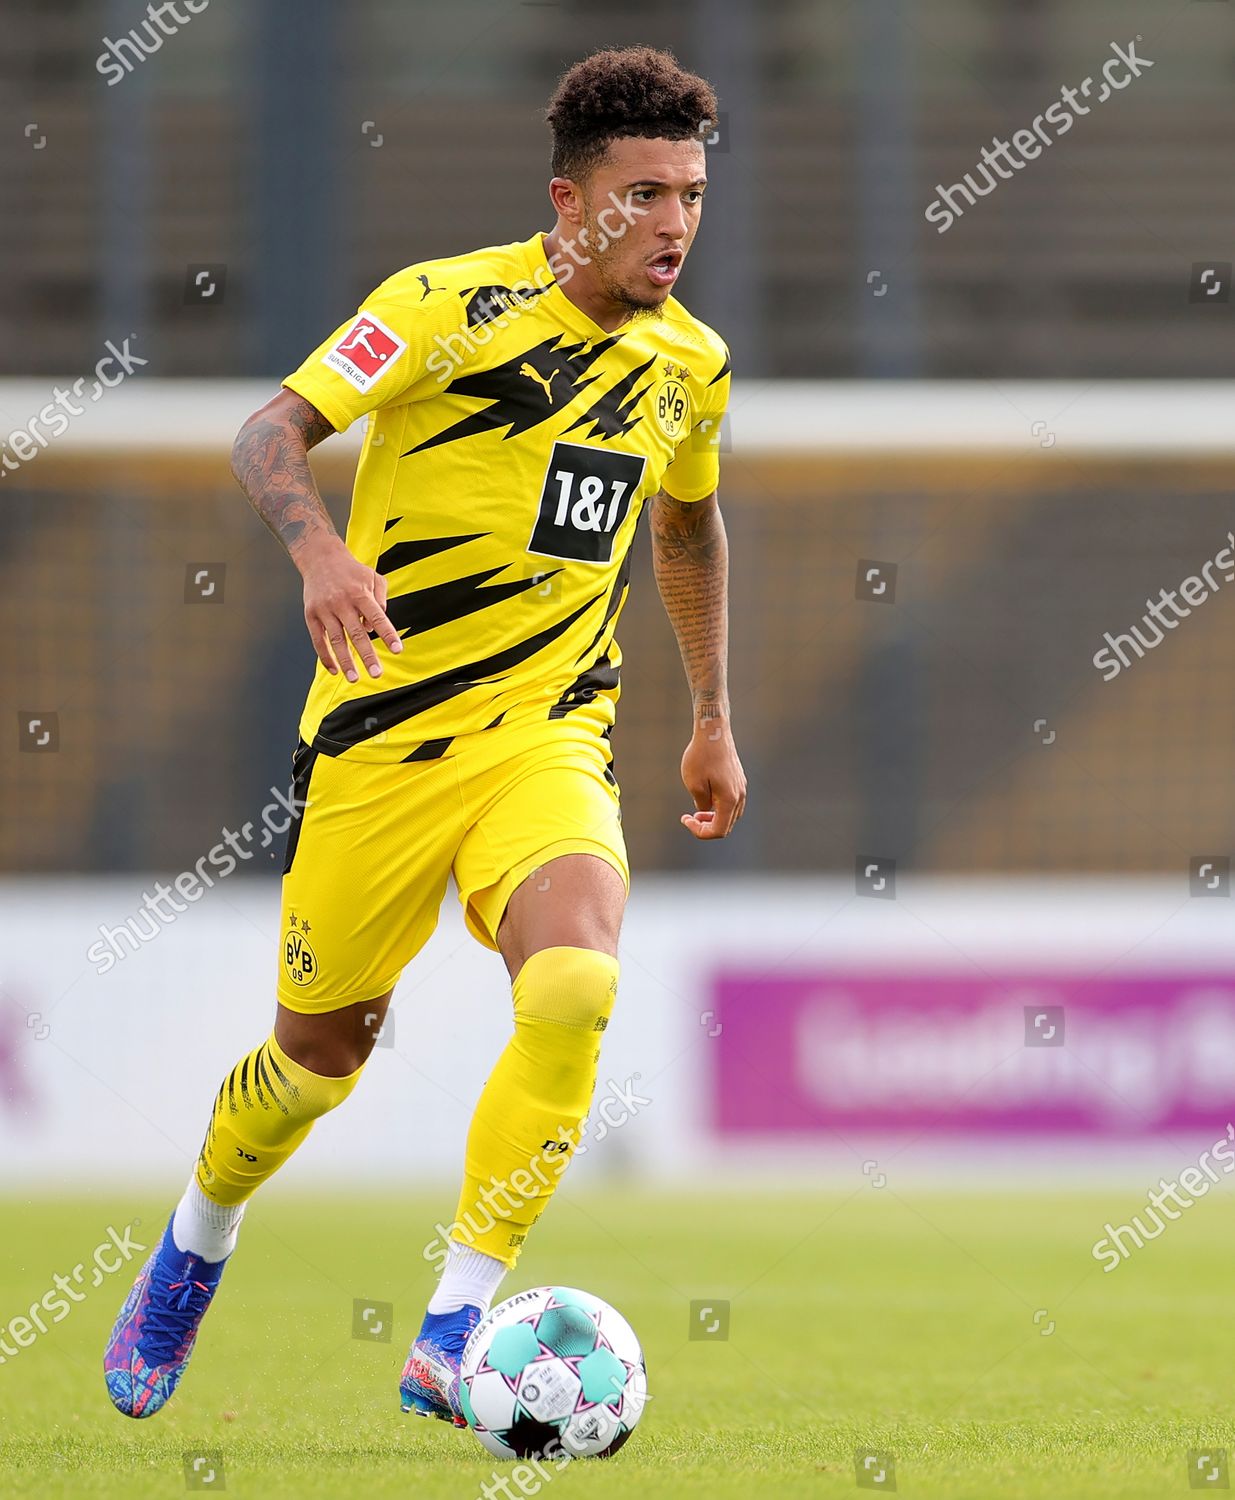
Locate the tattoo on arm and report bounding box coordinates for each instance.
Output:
[650,490,730,721]
[230,395,339,560]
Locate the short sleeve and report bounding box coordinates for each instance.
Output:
[660,348,730,503]
[281,276,457,433]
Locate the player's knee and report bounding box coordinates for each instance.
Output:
[279,1039,370,1089]
[275,994,390,1079]
[512,945,619,1031]
[270,1029,369,1104]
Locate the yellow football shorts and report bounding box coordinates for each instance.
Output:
[275,714,629,1013]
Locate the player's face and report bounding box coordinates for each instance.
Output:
[580,137,706,313]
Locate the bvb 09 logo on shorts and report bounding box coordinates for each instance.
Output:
[284,927,318,986]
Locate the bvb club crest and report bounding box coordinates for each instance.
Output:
[284,914,318,986]
[655,361,691,439]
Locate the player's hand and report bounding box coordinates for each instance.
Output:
[298,535,403,682]
[679,719,746,839]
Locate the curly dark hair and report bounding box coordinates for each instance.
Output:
[545,46,718,181]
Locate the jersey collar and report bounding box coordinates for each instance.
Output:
[525,231,632,345]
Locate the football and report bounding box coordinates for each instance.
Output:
[459,1285,648,1461]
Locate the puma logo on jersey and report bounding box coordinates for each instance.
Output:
[417,272,445,300]
[519,364,559,403]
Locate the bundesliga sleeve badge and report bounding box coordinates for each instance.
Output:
[322,310,408,392]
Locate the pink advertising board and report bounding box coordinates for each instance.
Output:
[711,971,1235,1135]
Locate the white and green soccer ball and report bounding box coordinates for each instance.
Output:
[459,1286,648,1461]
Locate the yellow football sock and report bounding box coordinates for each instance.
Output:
[194,1033,363,1206]
[451,946,618,1267]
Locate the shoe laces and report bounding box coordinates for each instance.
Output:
[141,1268,214,1365]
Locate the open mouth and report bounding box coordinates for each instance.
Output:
[646,248,683,287]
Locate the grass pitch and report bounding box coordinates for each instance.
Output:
[0,1188,1230,1498]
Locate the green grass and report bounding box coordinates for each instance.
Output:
[1,1188,1232,1497]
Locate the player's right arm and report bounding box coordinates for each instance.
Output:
[230,388,402,682]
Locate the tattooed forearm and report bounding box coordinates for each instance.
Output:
[650,489,730,723]
[230,392,339,563]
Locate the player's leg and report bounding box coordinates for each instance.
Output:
[448,722,629,1279]
[102,994,394,1420]
[105,746,461,1419]
[402,723,627,1422]
[174,992,393,1262]
[402,854,625,1422]
[456,852,625,1267]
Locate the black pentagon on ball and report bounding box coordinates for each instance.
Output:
[499,1411,565,1460]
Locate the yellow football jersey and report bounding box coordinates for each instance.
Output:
[282,231,730,762]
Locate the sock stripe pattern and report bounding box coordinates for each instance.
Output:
[254,1048,288,1114]
[264,1044,297,1096]
[195,1033,362,1207]
[452,945,619,1269]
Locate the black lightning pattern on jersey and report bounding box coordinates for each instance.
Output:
[560,354,657,442]
[404,737,455,762]
[378,533,565,641]
[384,564,557,640]
[461,284,552,328]
[406,333,624,455]
[377,532,485,574]
[548,653,621,719]
[314,592,605,751]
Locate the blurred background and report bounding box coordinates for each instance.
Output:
[2,0,1234,1195]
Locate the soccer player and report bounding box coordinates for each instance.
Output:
[104,45,745,1423]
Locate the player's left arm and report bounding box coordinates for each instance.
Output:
[650,488,747,839]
